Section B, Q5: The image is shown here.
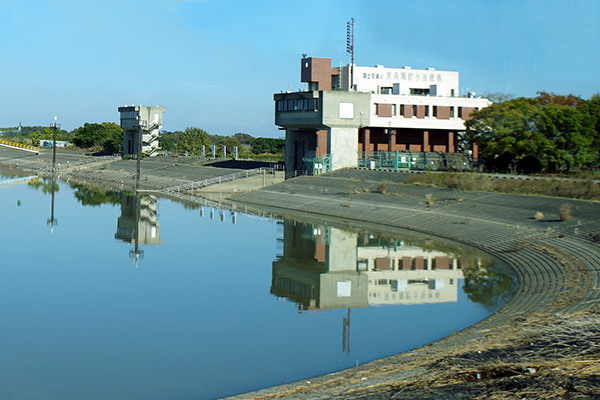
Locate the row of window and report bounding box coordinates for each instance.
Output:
[360,257,460,271]
[376,104,475,119]
[369,291,443,300]
[276,98,317,112]
[120,111,137,120]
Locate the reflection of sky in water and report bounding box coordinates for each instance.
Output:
[0,178,511,400]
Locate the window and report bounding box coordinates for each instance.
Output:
[432,106,438,118]
[412,105,418,117]
[425,105,429,117]
[410,88,430,96]
[380,86,393,94]
[458,107,463,118]
[120,111,136,120]
[400,104,405,116]
[450,107,455,118]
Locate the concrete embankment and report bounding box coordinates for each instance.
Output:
[0,147,282,193]
[225,169,600,399]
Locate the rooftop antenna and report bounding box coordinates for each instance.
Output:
[346,17,355,91]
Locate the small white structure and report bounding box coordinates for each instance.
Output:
[118,105,165,157]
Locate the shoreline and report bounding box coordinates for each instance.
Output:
[2,147,600,399]
[226,172,600,399]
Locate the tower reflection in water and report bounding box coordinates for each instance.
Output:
[114,193,161,266]
[271,219,493,352]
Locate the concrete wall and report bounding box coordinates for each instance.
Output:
[329,126,359,169]
[327,227,358,272]
[119,105,165,156]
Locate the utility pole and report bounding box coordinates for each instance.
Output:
[50,116,59,175]
[47,117,60,232]
[346,17,355,91]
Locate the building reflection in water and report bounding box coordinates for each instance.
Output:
[271,219,492,352]
[114,193,161,266]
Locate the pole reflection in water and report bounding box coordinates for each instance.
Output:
[114,193,161,267]
[46,173,58,232]
[271,219,509,353]
[47,117,60,232]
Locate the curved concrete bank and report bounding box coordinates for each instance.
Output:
[226,169,600,399]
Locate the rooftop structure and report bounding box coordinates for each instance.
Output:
[274,57,491,175]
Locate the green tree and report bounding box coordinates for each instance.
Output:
[177,127,210,156]
[233,132,254,145]
[466,98,553,171]
[538,102,596,172]
[28,177,59,194]
[223,137,240,150]
[462,264,515,310]
[71,122,123,152]
[29,127,66,146]
[158,130,181,151]
[70,185,121,206]
[251,137,285,154]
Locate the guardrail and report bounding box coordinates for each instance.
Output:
[161,167,274,193]
[0,139,39,154]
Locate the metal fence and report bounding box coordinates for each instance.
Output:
[358,151,476,172]
[161,167,274,193]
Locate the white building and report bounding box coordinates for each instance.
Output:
[274,57,491,175]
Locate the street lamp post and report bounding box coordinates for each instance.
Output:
[47,117,60,231]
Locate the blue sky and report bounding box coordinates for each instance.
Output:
[0,0,598,136]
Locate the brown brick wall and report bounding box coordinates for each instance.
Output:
[437,106,451,119]
[316,130,328,157]
[435,257,450,269]
[375,257,391,270]
[459,107,476,120]
[300,57,339,91]
[376,103,393,117]
[401,104,413,118]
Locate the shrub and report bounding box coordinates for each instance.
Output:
[559,204,572,221]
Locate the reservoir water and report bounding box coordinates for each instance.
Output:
[0,172,514,400]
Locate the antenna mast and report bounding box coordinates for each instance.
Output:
[346,17,355,91]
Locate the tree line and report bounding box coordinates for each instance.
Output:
[467,92,600,173]
[158,128,284,158]
[0,123,284,159]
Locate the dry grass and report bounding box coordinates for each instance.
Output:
[376,183,388,194]
[559,204,572,221]
[380,310,600,400]
[403,173,600,201]
[425,193,435,207]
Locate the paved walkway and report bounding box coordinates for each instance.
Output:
[226,169,600,399]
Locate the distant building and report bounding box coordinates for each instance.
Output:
[274,57,491,175]
[118,105,165,157]
[39,140,71,148]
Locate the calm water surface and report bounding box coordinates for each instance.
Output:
[0,173,514,400]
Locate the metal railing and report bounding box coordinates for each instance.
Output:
[0,139,39,154]
[161,167,274,193]
[358,151,476,172]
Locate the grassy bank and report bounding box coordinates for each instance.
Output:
[403,172,600,201]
